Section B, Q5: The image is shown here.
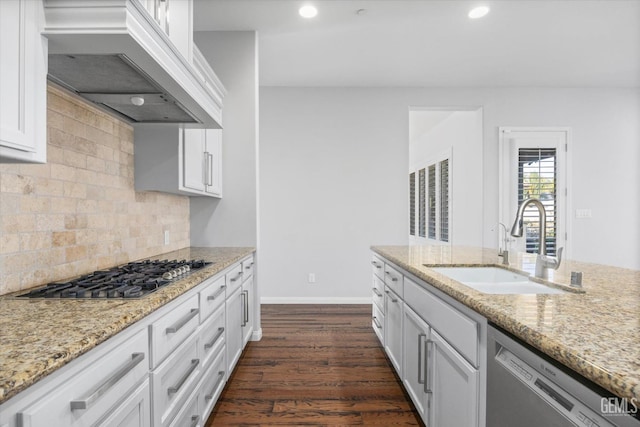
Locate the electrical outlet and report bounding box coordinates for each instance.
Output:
[575,209,592,219]
[308,273,316,284]
[164,230,170,245]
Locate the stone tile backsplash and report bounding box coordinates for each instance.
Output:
[0,85,190,296]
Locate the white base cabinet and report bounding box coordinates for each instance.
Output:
[372,252,486,427]
[0,253,257,427]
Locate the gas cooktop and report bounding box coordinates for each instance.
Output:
[16,259,212,299]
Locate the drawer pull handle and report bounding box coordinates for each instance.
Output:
[372,288,382,297]
[166,308,199,334]
[390,277,398,282]
[204,327,225,349]
[190,415,200,427]
[205,371,226,400]
[70,352,145,410]
[244,263,254,270]
[385,290,398,303]
[241,290,249,326]
[371,261,382,269]
[168,359,200,395]
[424,340,434,394]
[230,272,244,282]
[372,316,382,329]
[207,285,226,301]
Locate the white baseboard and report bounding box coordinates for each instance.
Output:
[260,297,372,304]
[251,328,262,341]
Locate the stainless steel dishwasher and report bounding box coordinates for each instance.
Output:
[487,324,640,427]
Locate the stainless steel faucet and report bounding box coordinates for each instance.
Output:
[510,198,563,279]
[498,223,510,265]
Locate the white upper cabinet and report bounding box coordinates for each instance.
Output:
[134,125,223,198]
[0,0,47,163]
[140,0,193,63]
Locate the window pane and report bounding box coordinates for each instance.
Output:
[419,169,426,237]
[409,172,416,236]
[440,159,449,242]
[428,164,436,239]
[518,148,556,255]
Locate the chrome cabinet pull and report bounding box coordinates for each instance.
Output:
[417,334,426,385]
[207,153,214,186]
[166,308,199,334]
[204,327,225,349]
[230,272,243,282]
[424,340,434,394]
[244,262,254,270]
[189,415,200,427]
[372,316,382,329]
[390,277,398,282]
[168,359,199,395]
[203,151,210,186]
[241,291,249,327]
[385,290,398,303]
[372,288,382,297]
[207,285,226,301]
[70,352,145,410]
[205,371,226,400]
[371,261,382,269]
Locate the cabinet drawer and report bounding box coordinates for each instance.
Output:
[150,294,200,368]
[199,275,226,323]
[96,378,150,427]
[371,254,385,280]
[404,278,478,366]
[199,304,226,369]
[168,386,200,427]
[372,303,384,345]
[198,350,227,423]
[241,256,255,280]
[152,334,200,427]
[372,275,384,311]
[18,329,148,427]
[226,263,244,295]
[383,263,403,297]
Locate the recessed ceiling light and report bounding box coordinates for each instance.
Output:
[299,5,318,18]
[468,6,490,19]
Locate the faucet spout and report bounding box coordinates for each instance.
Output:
[510,198,547,255]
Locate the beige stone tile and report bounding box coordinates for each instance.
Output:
[76,229,98,246]
[77,199,98,213]
[52,231,76,247]
[50,197,77,214]
[48,127,70,148]
[20,269,51,290]
[20,232,52,251]
[35,214,65,232]
[47,109,64,130]
[86,156,106,173]
[3,252,37,274]
[0,193,21,215]
[66,245,88,262]
[50,164,77,182]
[0,272,21,295]
[63,182,87,199]
[0,234,20,254]
[65,214,88,230]
[1,174,36,195]
[19,163,51,179]
[20,196,50,213]
[1,215,36,233]
[33,177,64,197]
[46,144,65,164]
[62,116,86,139]
[62,149,87,169]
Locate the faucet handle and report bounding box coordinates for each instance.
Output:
[549,247,563,269]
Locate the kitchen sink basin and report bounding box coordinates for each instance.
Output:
[429,266,567,294]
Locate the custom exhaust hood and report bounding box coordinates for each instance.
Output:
[43,0,224,127]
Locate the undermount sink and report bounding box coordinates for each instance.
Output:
[429,266,567,295]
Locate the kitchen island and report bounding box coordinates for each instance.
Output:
[372,245,640,403]
[0,246,255,405]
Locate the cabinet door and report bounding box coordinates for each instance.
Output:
[241,276,254,346]
[402,305,430,421]
[0,0,47,163]
[182,128,206,192]
[204,129,222,197]
[384,286,403,374]
[226,287,243,374]
[96,379,151,427]
[429,329,479,427]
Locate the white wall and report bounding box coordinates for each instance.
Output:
[190,32,259,247]
[259,87,639,302]
[409,110,484,247]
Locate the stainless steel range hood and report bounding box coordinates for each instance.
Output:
[43,0,224,127]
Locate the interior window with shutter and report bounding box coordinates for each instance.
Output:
[518,148,557,256]
[418,169,426,237]
[439,159,449,242]
[428,164,436,239]
[409,172,416,236]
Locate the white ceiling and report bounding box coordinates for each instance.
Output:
[193,0,640,88]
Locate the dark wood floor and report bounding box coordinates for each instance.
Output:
[205,304,423,426]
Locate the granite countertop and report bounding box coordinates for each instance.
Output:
[372,245,640,402]
[0,247,255,405]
